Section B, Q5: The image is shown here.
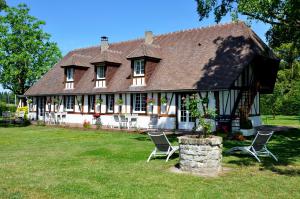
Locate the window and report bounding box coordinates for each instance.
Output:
[66,68,74,81]
[65,96,74,111]
[180,94,195,122]
[133,59,145,76]
[88,95,95,112]
[107,94,114,113]
[133,93,146,112]
[96,65,106,79]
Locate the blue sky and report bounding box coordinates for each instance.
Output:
[1,0,270,92]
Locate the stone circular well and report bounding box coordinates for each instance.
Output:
[178,136,222,175]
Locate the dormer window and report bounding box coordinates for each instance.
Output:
[96,65,106,79]
[65,68,74,89]
[133,59,145,77]
[66,68,74,81]
[95,64,106,88]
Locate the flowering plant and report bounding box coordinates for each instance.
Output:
[93,113,101,119]
[146,97,155,105]
[83,120,91,128]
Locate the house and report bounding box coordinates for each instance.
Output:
[24,22,279,131]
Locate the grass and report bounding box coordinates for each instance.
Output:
[262,115,300,128]
[0,118,299,198]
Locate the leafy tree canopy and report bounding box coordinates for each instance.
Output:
[195,0,300,116]
[195,0,300,49]
[0,4,62,95]
[0,0,6,11]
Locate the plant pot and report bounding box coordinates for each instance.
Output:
[178,135,222,175]
[240,128,255,136]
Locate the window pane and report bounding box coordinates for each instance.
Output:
[140,60,145,74]
[89,95,95,112]
[134,93,146,112]
[97,66,105,79]
[66,96,74,110]
[108,95,114,112]
[67,68,74,81]
[134,60,144,76]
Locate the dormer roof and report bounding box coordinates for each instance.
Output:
[60,54,92,68]
[126,44,161,60]
[90,50,123,65]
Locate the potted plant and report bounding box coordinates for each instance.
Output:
[178,94,222,176]
[160,96,168,106]
[147,97,155,106]
[96,98,103,112]
[96,98,103,105]
[116,98,123,106]
[116,98,123,113]
[239,118,255,136]
[238,107,255,136]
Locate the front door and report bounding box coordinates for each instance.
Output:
[177,94,195,130]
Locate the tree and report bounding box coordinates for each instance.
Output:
[195,0,300,49]
[0,0,6,11]
[195,0,300,116]
[260,44,300,116]
[0,4,62,96]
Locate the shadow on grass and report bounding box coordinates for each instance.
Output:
[131,134,179,144]
[224,128,300,176]
[0,120,31,128]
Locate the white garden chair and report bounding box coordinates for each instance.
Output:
[147,132,179,162]
[226,131,278,162]
[45,112,50,124]
[50,112,56,124]
[113,114,121,128]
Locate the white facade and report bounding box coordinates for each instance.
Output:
[29,84,259,131]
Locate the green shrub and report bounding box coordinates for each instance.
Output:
[17,106,28,119]
[0,102,16,116]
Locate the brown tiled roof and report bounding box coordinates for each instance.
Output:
[60,54,92,67]
[126,44,161,59]
[90,49,123,64]
[25,22,279,96]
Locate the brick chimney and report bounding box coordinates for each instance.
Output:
[101,36,109,51]
[145,31,153,45]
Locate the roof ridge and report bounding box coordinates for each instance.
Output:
[153,21,245,38]
[69,21,246,53]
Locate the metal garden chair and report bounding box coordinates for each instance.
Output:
[226,131,278,162]
[147,132,179,162]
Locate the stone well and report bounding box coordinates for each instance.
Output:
[178,136,222,175]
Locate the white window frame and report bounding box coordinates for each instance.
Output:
[96,65,106,80]
[66,68,74,82]
[107,95,114,113]
[66,96,74,111]
[133,59,145,77]
[133,93,146,113]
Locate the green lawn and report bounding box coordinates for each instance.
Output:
[262,115,300,128]
[0,125,300,198]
